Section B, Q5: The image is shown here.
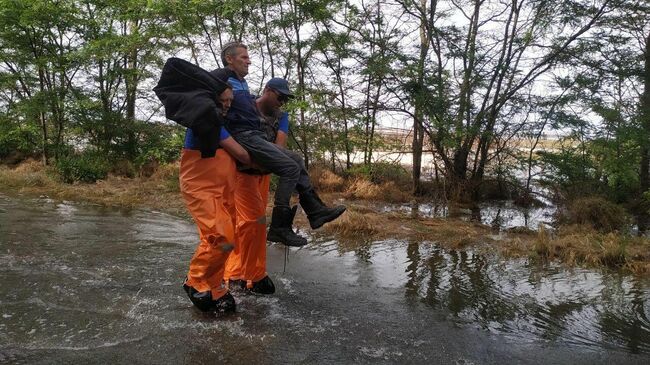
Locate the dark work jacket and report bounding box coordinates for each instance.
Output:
[153,58,229,158]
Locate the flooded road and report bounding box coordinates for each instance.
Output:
[0,193,648,364]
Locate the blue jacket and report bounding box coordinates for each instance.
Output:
[209,68,262,135]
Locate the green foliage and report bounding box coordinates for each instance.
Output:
[55,150,110,184]
[0,115,39,161]
[0,0,645,213]
[538,137,640,203]
[133,122,183,167]
[269,174,279,193]
[538,147,597,195]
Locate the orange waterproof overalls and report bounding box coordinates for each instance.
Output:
[180,148,237,300]
[224,172,271,287]
[224,109,287,287]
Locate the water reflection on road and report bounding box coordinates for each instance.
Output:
[0,194,648,364]
[402,242,650,353]
[378,200,555,230]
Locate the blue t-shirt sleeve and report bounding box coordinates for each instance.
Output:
[278,112,289,134]
[219,127,231,141]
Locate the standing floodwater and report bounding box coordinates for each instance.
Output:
[0,193,648,364]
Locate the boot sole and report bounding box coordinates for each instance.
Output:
[309,206,347,229]
[267,231,308,247]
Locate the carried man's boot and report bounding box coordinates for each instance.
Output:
[267,205,308,247]
[299,189,346,229]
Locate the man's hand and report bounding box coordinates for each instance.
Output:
[220,136,251,165]
[237,160,270,175]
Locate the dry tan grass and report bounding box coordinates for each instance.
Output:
[317,205,495,250]
[562,197,631,232]
[150,161,179,180]
[529,224,650,273]
[344,178,380,199]
[322,210,380,238]
[415,218,490,249]
[0,160,187,216]
[344,178,411,203]
[309,165,345,192]
[12,158,43,173]
[0,161,56,189]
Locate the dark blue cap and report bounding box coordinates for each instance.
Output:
[265,78,294,98]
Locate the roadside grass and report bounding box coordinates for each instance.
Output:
[531,225,649,274]
[343,178,412,203]
[559,196,631,232]
[0,159,187,217]
[309,164,346,192]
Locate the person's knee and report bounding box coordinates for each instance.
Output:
[280,160,300,180]
[286,151,305,167]
[287,162,300,179]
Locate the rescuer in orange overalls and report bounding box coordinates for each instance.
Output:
[179,86,255,312]
[154,57,255,313]
[224,78,300,294]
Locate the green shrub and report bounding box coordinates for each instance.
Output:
[538,139,639,204]
[55,151,110,184]
[134,123,183,166]
[0,117,39,162]
[269,174,279,192]
[151,163,180,192]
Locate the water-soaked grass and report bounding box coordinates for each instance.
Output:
[2,160,649,274]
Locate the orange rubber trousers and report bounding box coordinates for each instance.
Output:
[224,172,271,287]
[180,148,236,300]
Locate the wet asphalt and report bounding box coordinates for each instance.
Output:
[0,194,648,364]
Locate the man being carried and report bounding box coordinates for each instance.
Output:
[212,42,345,247]
[225,77,315,293]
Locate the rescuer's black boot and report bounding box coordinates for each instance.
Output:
[183,280,236,313]
[267,206,307,247]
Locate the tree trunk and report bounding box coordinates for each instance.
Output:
[38,67,48,166]
[291,0,309,169]
[338,71,351,169]
[412,116,424,193]
[412,0,428,194]
[39,111,48,166]
[450,147,471,201]
[638,30,650,233]
[124,20,139,159]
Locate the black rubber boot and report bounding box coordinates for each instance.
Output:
[250,275,275,294]
[299,189,346,229]
[267,206,307,247]
[183,280,236,313]
[212,292,236,312]
[229,275,275,295]
[227,279,247,292]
